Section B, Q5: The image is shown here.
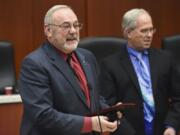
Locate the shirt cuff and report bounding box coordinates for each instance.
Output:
[81,117,92,133]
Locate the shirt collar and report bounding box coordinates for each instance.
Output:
[50,44,73,61]
[127,45,148,58]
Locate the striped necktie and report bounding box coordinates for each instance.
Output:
[136,52,155,123]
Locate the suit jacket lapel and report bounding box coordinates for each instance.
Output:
[119,45,142,96]
[75,50,93,88]
[74,50,95,109]
[42,43,89,109]
[148,49,158,98]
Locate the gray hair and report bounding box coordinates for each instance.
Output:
[122,8,150,30]
[44,5,71,25]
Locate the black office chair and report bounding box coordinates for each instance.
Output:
[162,35,180,64]
[0,41,16,94]
[79,37,127,64]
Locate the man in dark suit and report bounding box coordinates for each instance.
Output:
[19,5,119,135]
[99,8,180,135]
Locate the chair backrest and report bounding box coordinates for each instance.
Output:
[79,37,127,64]
[162,35,180,63]
[0,41,16,94]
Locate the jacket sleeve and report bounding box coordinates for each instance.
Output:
[164,55,180,131]
[99,61,136,135]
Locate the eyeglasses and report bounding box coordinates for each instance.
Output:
[139,28,156,36]
[48,22,83,31]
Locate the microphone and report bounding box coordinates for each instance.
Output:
[87,82,103,134]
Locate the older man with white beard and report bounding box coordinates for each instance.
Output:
[19,5,120,135]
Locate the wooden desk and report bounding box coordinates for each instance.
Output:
[0,94,22,135]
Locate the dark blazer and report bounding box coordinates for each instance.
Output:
[99,44,180,135]
[19,42,106,135]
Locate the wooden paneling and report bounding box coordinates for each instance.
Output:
[86,0,139,37]
[0,0,33,77]
[0,103,23,135]
[154,1,180,48]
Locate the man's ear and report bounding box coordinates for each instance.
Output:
[126,28,133,38]
[123,28,131,38]
[44,25,52,37]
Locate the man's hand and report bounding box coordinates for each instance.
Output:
[92,116,119,132]
[163,127,176,135]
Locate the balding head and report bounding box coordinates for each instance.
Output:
[44,5,72,25]
[122,8,151,31]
